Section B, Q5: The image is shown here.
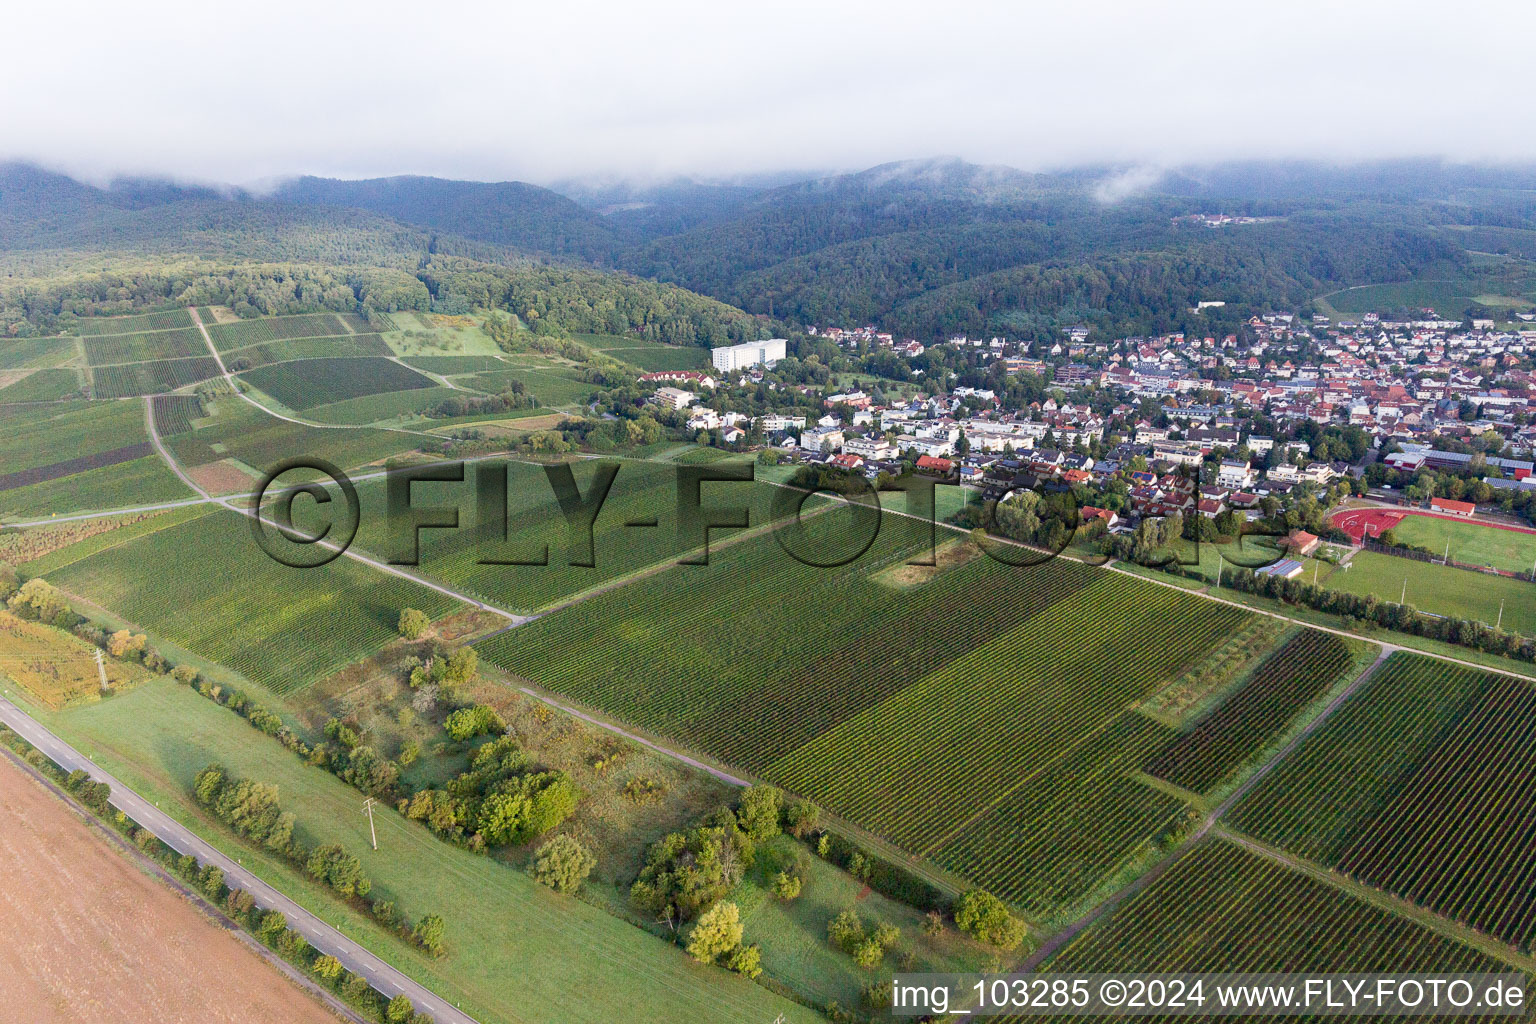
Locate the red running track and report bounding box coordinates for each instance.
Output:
[1331,506,1536,543]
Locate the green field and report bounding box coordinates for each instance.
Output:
[0,336,79,370]
[45,509,463,693]
[71,309,193,336]
[165,394,424,474]
[29,680,816,1024]
[382,310,504,357]
[1324,551,1536,635]
[1385,514,1536,575]
[0,368,83,403]
[239,357,435,411]
[735,835,990,1008]
[1231,653,1536,952]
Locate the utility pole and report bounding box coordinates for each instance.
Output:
[1443,538,1450,565]
[362,797,378,851]
[1401,577,1407,605]
[1497,599,1505,631]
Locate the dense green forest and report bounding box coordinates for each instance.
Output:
[0,164,767,345]
[4,157,1536,344]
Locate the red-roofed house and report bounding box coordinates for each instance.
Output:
[1284,530,1320,556]
[916,455,955,475]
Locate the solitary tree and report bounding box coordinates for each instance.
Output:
[398,608,430,640]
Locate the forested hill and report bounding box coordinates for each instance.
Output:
[606,159,1512,339]
[6,158,1536,344]
[269,175,626,263]
[0,163,766,346]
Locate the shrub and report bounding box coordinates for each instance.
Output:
[529,834,597,894]
[827,908,865,953]
[723,942,762,979]
[772,871,802,901]
[387,995,416,1023]
[312,954,345,982]
[444,704,505,742]
[414,914,446,956]
[954,889,1026,951]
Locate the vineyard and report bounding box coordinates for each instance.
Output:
[0,336,76,370]
[206,312,349,350]
[0,401,148,476]
[482,512,1249,908]
[45,509,463,693]
[344,459,806,614]
[0,368,82,403]
[1044,840,1512,982]
[405,355,514,374]
[151,395,204,436]
[71,309,193,336]
[1230,653,1536,952]
[1142,629,1363,795]
[0,455,191,520]
[764,575,1248,855]
[931,713,1192,918]
[82,327,206,366]
[90,357,221,398]
[303,386,458,425]
[466,367,592,407]
[0,443,152,494]
[238,356,434,410]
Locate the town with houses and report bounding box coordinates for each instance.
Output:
[638,312,1536,552]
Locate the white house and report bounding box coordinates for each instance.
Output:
[652,387,696,410]
[1216,460,1256,490]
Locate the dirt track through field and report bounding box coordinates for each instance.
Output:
[0,756,341,1024]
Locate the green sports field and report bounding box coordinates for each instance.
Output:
[1324,551,1536,635]
[1385,513,1536,575]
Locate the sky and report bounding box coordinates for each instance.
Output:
[7,0,1536,187]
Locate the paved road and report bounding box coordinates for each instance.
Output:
[0,696,477,1024]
